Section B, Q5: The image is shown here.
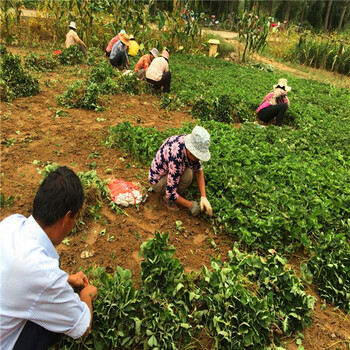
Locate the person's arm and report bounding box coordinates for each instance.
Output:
[195,169,206,197]
[80,285,98,336]
[74,31,86,47]
[195,169,213,216]
[68,271,88,288]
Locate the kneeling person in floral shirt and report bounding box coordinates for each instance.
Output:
[149,126,213,217]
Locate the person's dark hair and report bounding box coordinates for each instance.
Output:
[33,166,84,227]
[276,85,286,91]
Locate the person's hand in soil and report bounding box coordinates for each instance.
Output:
[68,271,89,289]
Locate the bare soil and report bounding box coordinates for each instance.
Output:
[1,45,349,350]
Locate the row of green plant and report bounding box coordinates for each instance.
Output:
[286,33,350,75]
[0,45,103,101]
[0,51,40,101]
[267,29,350,75]
[169,54,350,127]
[105,121,350,250]
[307,232,350,312]
[58,232,314,349]
[57,59,141,110]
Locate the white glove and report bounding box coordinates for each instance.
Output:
[200,197,212,216]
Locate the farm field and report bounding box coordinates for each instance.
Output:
[1,42,350,350]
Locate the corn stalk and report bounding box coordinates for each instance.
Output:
[238,12,270,63]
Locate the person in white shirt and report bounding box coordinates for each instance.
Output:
[0,166,98,350]
[146,49,171,93]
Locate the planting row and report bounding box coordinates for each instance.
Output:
[104,121,350,313]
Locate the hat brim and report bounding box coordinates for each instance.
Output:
[273,84,291,92]
[184,134,211,162]
[120,38,130,46]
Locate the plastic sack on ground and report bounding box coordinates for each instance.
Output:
[108,178,147,207]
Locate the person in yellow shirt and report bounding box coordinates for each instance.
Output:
[128,35,142,56]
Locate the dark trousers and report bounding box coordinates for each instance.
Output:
[14,320,62,350]
[146,71,171,93]
[258,103,288,126]
[78,44,87,58]
[110,52,127,69]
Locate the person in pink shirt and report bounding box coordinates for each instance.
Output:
[257,78,291,126]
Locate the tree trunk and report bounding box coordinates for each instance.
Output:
[338,0,350,32]
[154,0,157,15]
[300,0,307,24]
[269,0,274,17]
[323,0,332,33]
[229,0,234,16]
[284,0,291,22]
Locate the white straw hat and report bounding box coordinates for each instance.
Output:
[150,48,159,58]
[69,21,77,30]
[184,126,211,161]
[273,78,291,92]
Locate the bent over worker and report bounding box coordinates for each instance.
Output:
[0,166,98,350]
[65,21,87,57]
[149,126,213,217]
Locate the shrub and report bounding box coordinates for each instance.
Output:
[59,45,85,65]
[24,52,58,71]
[57,80,101,110]
[118,73,139,95]
[0,43,7,56]
[1,53,40,100]
[192,95,234,123]
[308,233,350,312]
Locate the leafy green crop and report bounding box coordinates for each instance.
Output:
[192,95,234,123]
[57,80,102,110]
[0,42,8,56]
[308,232,350,312]
[104,120,350,254]
[24,52,58,71]
[0,53,40,101]
[227,244,316,336]
[58,233,314,349]
[59,45,85,66]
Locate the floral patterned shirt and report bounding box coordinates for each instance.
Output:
[135,54,152,73]
[106,35,120,53]
[149,135,202,201]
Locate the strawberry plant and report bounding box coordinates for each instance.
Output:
[227,244,316,336]
[192,95,234,123]
[0,42,7,56]
[105,119,349,254]
[57,232,314,349]
[24,52,58,71]
[59,45,85,66]
[307,232,350,312]
[0,52,40,100]
[199,260,272,349]
[57,80,102,110]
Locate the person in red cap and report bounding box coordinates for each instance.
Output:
[145,49,171,93]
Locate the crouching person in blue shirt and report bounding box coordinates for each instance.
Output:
[0,166,98,350]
